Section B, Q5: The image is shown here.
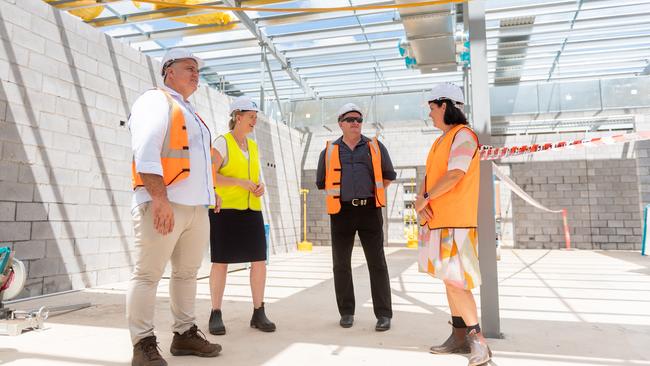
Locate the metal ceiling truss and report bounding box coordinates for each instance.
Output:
[115,23,246,43]
[221,0,314,98]
[270,21,402,44]
[485,0,648,19]
[43,0,650,102]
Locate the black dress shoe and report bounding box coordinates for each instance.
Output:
[339,315,354,328]
[375,316,391,332]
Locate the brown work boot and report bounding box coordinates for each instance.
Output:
[467,329,492,366]
[170,324,221,358]
[430,321,470,354]
[132,335,167,366]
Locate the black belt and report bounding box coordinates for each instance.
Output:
[341,198,373,207]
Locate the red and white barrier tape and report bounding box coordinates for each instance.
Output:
[480,131,650,161]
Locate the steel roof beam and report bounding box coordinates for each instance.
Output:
[283,37,399,58]
[486,0,647,19]
[139,32,399,59]
[220,0,314,98]
[270,21,402,44]
[255,2,395,27]
[114,23,246,43]
[141,37,259,54]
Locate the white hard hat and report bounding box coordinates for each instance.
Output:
[161,48,204,76]
[428,83,465,105]
[337,103,363,120]
[229,96,260,114]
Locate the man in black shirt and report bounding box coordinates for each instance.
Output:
[316,103,396,331]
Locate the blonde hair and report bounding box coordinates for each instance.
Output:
[228,110,243,130]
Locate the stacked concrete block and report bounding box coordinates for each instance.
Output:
[0,0,303,298]
[500,130,644,250]
[254,115,303,255]
[634,114,650,212]
[302,169,329,246]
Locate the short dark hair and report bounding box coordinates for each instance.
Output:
[429,99,468,125]
[161,59,176,78]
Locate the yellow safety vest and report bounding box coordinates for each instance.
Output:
[215,132,262,211]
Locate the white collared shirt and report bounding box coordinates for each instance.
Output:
[129,85,215,210]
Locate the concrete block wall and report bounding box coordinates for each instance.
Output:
[1,0,139,297]
[634,114,650,211]
[496,130,644,250]
[0,0,302,299]
[253,116,303,255]
[301,169,330,246]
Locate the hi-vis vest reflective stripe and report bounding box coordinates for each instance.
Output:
[324,138,386,215]
[131,89,218,192]
[421,124,480,229]
[215,132,262,211]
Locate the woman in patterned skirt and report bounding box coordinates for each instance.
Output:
[414,83,491,366]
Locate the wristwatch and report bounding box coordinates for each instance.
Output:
[423,192,430,201]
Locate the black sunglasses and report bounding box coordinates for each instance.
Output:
[341,117,363,123]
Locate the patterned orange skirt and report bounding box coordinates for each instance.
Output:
[418,227,482,290]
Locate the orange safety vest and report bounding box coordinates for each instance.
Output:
[324,137,386,215]
[421,124,480,229]
[131,89,218,191]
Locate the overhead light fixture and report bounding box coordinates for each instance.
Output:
[394,105,400,110]
[431,67,439,71]
[305,113,311,118]
[565,94,572,101]
[276,111,281,116]
[631,89,638,95]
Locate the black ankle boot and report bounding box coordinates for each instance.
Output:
[250,302,276,332]
[209,309,226,335]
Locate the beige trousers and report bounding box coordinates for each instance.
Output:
[126,202,209,345]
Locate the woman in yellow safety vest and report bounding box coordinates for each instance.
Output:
[414,83,491,366]
[207,96,276,335]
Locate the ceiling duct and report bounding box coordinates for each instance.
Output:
[495,16,536,85]
[396,0,459,73]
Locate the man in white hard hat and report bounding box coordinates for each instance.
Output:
[127,48,221,366]
[316,103,396,331]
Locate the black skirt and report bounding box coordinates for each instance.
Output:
[209,209,266,263]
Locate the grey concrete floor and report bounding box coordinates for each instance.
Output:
[2,247,650,366]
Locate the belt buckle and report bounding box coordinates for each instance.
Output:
[351,199,367,207]
[351,199,359,206]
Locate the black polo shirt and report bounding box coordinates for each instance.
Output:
[316,135,397,202]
